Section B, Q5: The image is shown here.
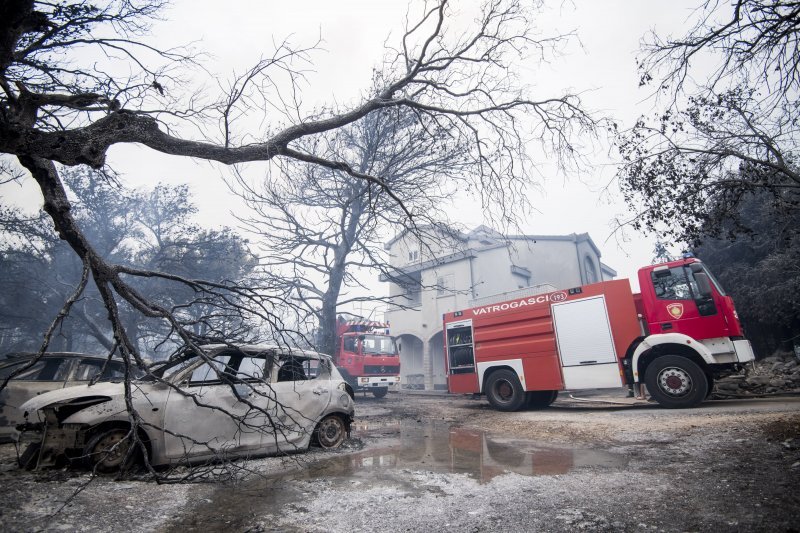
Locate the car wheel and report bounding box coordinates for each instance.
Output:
[371,387,388,399]
[645,355,708,409]
[83,428,135,473]
[485,369,526,412]
[526,390,558,409]
[314,415,346,449]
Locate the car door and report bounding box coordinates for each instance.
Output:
[266,354,334,453]
[161,351,272,461]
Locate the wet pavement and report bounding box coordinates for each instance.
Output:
[168,420,627,531]
[344,420,627,482]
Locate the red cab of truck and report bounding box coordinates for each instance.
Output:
[335,315,401,398]
[443,256,754,410]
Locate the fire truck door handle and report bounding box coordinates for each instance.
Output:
[661,323,673,330]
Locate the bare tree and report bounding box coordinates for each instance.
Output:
[638,0,800,100]
[235,104,470,357]
[1,0,599,475]
[617,0,799,244]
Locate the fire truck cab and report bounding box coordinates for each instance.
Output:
[335,316,401,398]
[443,257,755,410]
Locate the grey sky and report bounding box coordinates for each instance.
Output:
[3,0,705,301]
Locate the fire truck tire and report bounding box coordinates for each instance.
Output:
[371,387,388,399]
[485,369,527,412]
[645,355,709,409]
[526,390,558,409]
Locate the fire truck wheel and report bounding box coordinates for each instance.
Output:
[485,369,527,412]
[314,415,347,449]
[526,390,558,409]
[645,355,709,409]
[371,387,388,399]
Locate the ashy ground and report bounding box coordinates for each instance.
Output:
[0,391,798,532]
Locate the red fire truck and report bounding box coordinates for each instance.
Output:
[334,315,401,398]
[443,256,755,410]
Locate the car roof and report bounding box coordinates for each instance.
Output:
[195,344,329,360]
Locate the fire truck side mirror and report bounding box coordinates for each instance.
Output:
[694,272,713,298]
[397,342,402,353]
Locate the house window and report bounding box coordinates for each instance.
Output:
[436,274,454,296]
[408,250,419,262]
[405,283,421,306]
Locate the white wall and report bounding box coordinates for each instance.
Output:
[384,229,611,389]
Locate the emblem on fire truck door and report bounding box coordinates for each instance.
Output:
[666,303,684,319]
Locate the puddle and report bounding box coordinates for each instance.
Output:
[332,420,626,483]
[166,421,626,531]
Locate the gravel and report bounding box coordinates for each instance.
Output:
[0,392,798,532]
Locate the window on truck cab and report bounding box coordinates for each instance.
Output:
[343,336,357,353]
[651,265,719,316]
[652,267,695,300]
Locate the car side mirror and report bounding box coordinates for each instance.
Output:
[694,272,713,298]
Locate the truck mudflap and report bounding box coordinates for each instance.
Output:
[356,375,400,388]
[732,339,755,363]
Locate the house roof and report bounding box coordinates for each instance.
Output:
[385,226,609,273]
[383,225,468,250]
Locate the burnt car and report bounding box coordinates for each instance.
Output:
[18,345,355,472]
[0,353,130,443]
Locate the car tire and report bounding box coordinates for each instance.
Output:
[485,369,526,412]
[83,428,136,473]
[371,387,388,399]
[645,355,709,409]
[314,415,346,449]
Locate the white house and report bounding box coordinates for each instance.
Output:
[382,225,616,390]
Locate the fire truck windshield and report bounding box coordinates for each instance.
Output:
[361,335,397,355]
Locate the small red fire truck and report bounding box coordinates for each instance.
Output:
[443,256,755,410]
[334,315,401,398]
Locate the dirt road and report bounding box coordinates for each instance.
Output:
[1,392,798,532]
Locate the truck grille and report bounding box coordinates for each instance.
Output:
[364,365,400,375]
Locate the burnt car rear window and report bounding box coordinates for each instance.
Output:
[2,358,70,381]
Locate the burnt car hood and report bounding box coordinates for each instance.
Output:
[20,381,123,413]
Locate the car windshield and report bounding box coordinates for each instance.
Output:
[361,335,397,355]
